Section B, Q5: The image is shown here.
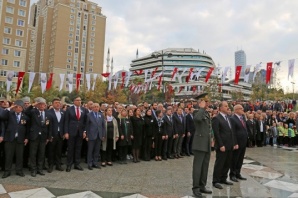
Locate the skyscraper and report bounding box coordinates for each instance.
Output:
[27,0,106,88]
[235,50,246,77]
[0,0,30,88]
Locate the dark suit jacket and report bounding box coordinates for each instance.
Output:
[25,107,51,141]
[163,115,174,137]
[64,106,87,136]
[246,119,256,140]
[47,108,65,138]
[1,110,30,143]
[230,114,248,148]
[256,120,266,141]
[186,114,195,135]
[212,113,236,150]
[86,111,106,141]
[173,113,185,136]
[118,117,133,146]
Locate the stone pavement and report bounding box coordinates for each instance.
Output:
[0,146,298,197]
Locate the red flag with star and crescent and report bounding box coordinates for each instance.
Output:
[16,71,25,95]
[234,66,242,85]
[46,73,54,90]
[266,62,273,84]
[205,67,214,83]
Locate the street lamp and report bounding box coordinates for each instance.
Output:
[291,82,295,100]
[151,50,173,94]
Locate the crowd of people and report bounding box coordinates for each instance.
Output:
[0,95,297,196]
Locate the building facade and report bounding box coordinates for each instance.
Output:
[27,0,106,88]
[0,0,30,89]
[235,50,246,77]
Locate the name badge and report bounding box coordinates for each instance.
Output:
[126,121,130,124]
[151,120,154,123]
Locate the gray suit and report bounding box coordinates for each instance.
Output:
[86,111,106,166]
[192,108,212,191]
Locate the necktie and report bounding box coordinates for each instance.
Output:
[76,107,80,120]
[225,116,231,128]
[16,113,20,123]
[179,115,182,122]
[240,116,246,128]
[40,111,44,122]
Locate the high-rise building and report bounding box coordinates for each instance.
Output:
[0,0,30,88]
[235,50,246,77]
[27,0,106,89]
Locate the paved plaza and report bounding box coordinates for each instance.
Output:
[0,146,298,198]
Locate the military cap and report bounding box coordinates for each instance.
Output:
[194,93,209,101]
[14,100,24,108]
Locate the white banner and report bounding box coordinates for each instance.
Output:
[125,72,132,87]
[253,63,261,82]
[85,74,91,91]
[67,74,73,93]
[144,69,148,83]
[221,66,230,84]
[177,68,187,83]
[113,72,119,90]
[40,73,47,93]
[92,74,98,90]
[288,59,295,80]
[59,74,65,91]
[6,71,14,92]
[244,65,251,83]
[28,72,36,93]
[108,73,113,91]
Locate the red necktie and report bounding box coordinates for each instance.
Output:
[240,117,246,128]
[76,107,80,120]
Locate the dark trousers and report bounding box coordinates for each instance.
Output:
[186,134,194,154]
[162,139,168,158]
[0,142,5,171]
[23,143,30,168]
[119,146,128,161]
[48,136,63,167]
[278,136,284,145]
[101,138,113,162]
[166,136,173,157]
[143,136,153,160]
[87,139,101,166]
[230,146,246,178]
[67,134,83,166]
[154,133,163,156]
[29,138,46,172]
[5,140,24,172]
[193,150,210,190]
[212,149,232,183]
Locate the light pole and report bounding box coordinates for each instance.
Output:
[291,82,295,100]
[151,50,173,94]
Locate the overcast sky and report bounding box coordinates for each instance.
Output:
[31,0,298,92]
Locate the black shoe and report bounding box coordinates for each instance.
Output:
[47,165,53,173]
[74,165,83,171]
[178,154,183,158]
[190,152,194,155]
[186,153,191,156]
[31,171,36,177]
[88,165,93,170]
[43,165,48,170]
[66,166,71,172]
[92,165,101,169]
[230,176,238,182]
[16,171,25,177]
[2,172,11,178]
[162,157,167,160]
[37,170,45,175]
[193,189,202,197]
[236,175,247,180]
[123,161,127,164]
[213,183,223,189]
[56,166,64,171]
[220,180,233,185]
[200,187,212,194]
[168,156,174,159]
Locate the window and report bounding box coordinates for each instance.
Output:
[75,36,79,41]
[75,48,78,53]
[18,9,26,16]
[66,65,71,69]
[68,45,72,50]
[1,59,8,66]
[89,56,93,60]
[90,44,94,48]
[70,20,74,25]
[81,68,84,72]
[68,39,73,44]
[75,42,79,47]
[3,38,11,45]
[0,70,7,77]
[13,61,21,67]
[17,19,25,26]
[89,49,94,54]
[69,27,74,31]
[15,40,23,47]
[14,50,21,57]
[70,14,74,19]
[73,66,77,71]
[19,0,26,7]
[71,8,75,13]
[91,26,95,31]
[2,48,9,55]
[8,0,15,3]
[6,7,14,14]
[5,17,13,24]
[67,52,72,56]
[91,32,95,37]
[89,62,93,66]
[89,68,93,72]
[90,38,95,42]
[16,29,24,36]
[4,27,12,34]
[81,61,85,66]
[67,58,72,63]
[92,20,96,25]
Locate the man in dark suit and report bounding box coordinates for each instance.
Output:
[64,96,87,172]
[192,93,212,197]
[47,98,65,172]
[1,100,29,178]
[26,97,51,177]
[185,107,195,156]
[172,107,185,158]
[85,103,106,170]
[229,105,248,182]
[0,98,7,171]
[162,108,174,160]
[246,113,256,147]
[212,101,237,189]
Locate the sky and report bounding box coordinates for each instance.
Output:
[30,0,298,92]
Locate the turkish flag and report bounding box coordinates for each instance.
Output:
[205,67,214,82]
[234,66,242,85]
[266,62,273,84]
[121,71,126,88]
[157,75,163,91]
[151,67,158,78]
[101,73,110,78]
[76,73,81,91]
[179,86,184,93]
[171,68,178,80]
[186,68,194,83]
[16,72,25,95]
[46,73,54,90]
[134,69,143,75]
[192,85,196,93]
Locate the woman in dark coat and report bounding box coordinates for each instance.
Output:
[130,108,144,163]
[256,115,266,147]
[118,109,133,164]
[154,110,165,161]
[143,109,155,161]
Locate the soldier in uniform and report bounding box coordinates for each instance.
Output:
[192,93,212,197]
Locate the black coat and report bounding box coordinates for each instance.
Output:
[47,108,65,138]
[130,116,144,148]
[230,115,248,148]
[246,119,256,140]
[185,114,195,135]
[64,106,87,136]
[172,113,185,136]
[118,117,133,146]
[144,115,155,137]
[163,115,174,137]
